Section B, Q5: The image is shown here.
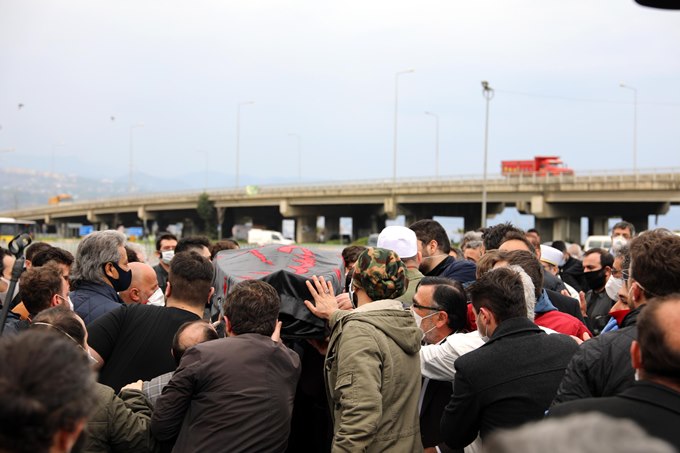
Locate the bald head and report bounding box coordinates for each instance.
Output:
[118,262,159,304]
[171,320,219,366]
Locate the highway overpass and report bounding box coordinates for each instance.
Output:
[3,170,679,243]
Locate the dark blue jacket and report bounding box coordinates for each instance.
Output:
[428,256,477,285]
[72,281,123,325]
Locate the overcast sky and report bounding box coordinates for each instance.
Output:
[2,0,679,184]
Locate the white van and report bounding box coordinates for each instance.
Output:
[584,235,611,251]
[247,228,295,246]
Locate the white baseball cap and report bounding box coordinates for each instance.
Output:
[377,226,418,259]
[540,244,563,267]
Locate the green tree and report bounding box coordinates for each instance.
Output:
[196,192,216,239]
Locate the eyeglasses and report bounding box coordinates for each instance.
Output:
[411,301,441,311]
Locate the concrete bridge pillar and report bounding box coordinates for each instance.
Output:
[627,216,649,235]
[353,214,386,240]
[216,207,226,239]
[464,212,482,232]
[324,216,340,242]
[534,217,581,243]
[296,216,317,244]
[588,216,609,236]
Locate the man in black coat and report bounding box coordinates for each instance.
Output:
[549,294,680,449]
[553,229,680,405]
[440,267,579,449]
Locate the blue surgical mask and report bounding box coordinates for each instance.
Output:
[161,250,174,265]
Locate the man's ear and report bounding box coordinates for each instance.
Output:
[165,282,171,299]
[435,311,449,329]
[631,340,642,370]
[207,287,215,304]
[416,251,422,265]
[130,287,140,302]
[52,418,86,453]
[224,315,234,337]
[50,293,61,308]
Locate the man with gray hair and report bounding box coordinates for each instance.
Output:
[71,230,131,325]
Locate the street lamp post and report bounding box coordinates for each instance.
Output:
[236,101,255,188]
[393,69,415,182]
[288,133,301,182]
[619,83,638,173]
[424,111,440,178]
[129,123,144,193]
[481,81,494,229]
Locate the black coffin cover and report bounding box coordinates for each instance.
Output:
[214,245,343,339]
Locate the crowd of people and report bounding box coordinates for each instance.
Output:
[1,219,679,452]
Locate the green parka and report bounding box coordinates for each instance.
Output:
[325,299,424,453]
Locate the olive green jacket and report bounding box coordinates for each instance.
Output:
[326,300,424,453]
[83,384,158,453]
[397,266,424,306]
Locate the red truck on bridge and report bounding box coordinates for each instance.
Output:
[501,156,574,176]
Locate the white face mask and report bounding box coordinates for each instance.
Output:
[611,236,628,251]
[161,250,175,265]
[605,275,624,301]
[411,307,438,340]
[147,287,165,306]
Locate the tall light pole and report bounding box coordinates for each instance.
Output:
[393,68,415,181]
[425,111,440,178]
[288,133,302,182]
[619,82,638,173]
[235,101,254,188]
[129,123,144,193]
[481,81,494,229]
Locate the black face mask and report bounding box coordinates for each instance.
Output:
[584,268,607,292]
[103,262,132,292]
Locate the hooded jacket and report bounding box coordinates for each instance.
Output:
[325,299,423,453]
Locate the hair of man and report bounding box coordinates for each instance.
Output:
[635,294,680,386]
[481,222,524,251]
[20,262,64,317]
[583,247,615,269]
[1,247,12,276]
[223,280,280,336]
[210,239,240,260]
[468,266,528,323]
[485,413,675,453]
[629,229,680,299]
[409,219,451,254]
[612,221,636,237]
[70,230,126,287]
[0,329,96,453]
[168,251,214,306]
[155,233,179,252]
[475,249,504,278]
[171,320,219,366]
[418,276,468,332]
[551,240,567,253]
[175,236,211,254]
[31,305,87,346]
[31,247,74,268]
[461,230,483,250]
[341,245,367,268]
[25,242,52,262]
[497,250,544,299]
[125,245,140,263]
[500,231,536,255]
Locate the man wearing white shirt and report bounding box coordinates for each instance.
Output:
[412,277,469,453]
